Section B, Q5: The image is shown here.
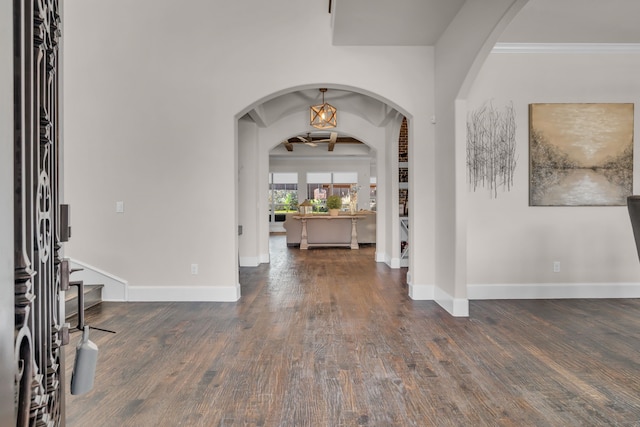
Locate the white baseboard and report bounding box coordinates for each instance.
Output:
[127,284,241,302]
[69,259,242,302]
[408,283,469,317]
[239,256,260,267]
[434,286,469,317]
[259,253,270,264]
[408,283,434,300]
[468,282,640,300]
[68,259,128,301]
[375,251,386,263]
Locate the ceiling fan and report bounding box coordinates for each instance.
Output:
[283,131,338,152]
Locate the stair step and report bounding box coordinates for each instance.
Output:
[65,284,104,319]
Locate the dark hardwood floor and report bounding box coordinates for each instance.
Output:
[65,236,640,426]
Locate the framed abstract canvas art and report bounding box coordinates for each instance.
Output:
[529,103,633,206]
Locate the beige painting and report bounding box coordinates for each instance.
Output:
[529,103,634,206]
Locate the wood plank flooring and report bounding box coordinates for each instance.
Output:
[65,236,640,426]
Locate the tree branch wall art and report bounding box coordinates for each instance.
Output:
[467,101,518,198]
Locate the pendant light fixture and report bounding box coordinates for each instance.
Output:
[310,88,337,129]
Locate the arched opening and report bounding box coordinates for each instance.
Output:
[236,85,415,295]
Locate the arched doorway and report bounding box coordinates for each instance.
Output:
[236,86,412,283]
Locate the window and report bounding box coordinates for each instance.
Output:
[306,172,357,212]
[307,173,331,209]
[269,173,298,222]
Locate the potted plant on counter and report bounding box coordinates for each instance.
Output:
[326,195,342,216]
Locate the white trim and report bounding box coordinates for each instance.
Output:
[468,282,640,300]
[68,259,128,301]
[407,275,473,316]
[492,43,640,54]
[434,286,469,317]
[408,283,434,300]
[127,284,241,302]
[388,257,401,269]
[259,253,270,264]
[384,254,392,267]
[375,250,386,263]
[239,256,260,267]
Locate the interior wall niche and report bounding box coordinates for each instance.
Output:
[466,101,517,198]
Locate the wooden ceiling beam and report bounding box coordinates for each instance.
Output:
[285,137,362,144]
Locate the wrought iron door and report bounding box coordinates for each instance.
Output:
[14,0,66,425]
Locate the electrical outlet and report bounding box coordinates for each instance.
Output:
[191,264,198,275]
[553,261,561,273]
[116,201,124,213]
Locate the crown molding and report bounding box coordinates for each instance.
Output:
[492,43,640,54]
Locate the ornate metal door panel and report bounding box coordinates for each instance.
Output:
[14,1,65,426]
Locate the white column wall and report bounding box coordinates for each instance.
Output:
[258,140,271,264]
[407,115,437,296]
[433,0,528,315]
[374,134,387,263]
[238,117,260,267]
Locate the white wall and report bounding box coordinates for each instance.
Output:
[63,0,436,302]
[238,117,260,267]
[66,0,634,315]
[466,51,640,295]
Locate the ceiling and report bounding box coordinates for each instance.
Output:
[331,0,466,46]
[251,88,392,158]
[332,0,640,46]
[256,0,640,158]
